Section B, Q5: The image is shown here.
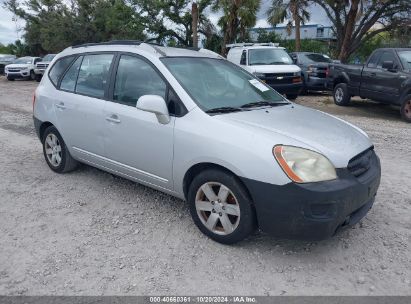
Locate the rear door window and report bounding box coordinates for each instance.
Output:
[49,56,75,86]
[76,54,114,98]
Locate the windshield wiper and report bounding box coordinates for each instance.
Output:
[205,106,243,114]
[240,101,290,109]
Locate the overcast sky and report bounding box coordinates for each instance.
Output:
[0,0,330,45]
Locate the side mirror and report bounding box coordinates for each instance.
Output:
[382,60,395,71]
[136,95,170,124]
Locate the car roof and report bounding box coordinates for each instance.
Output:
[59,41,222,59]
[231,46,285,51]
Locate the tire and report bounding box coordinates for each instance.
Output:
[35,74,42,82]
[42,125,78,173]
[188,169,256,244]
[286,94,298,100]
[400,94,411,123]
[333,83,351,106]
[7,76,15,81]
[29,70,35,81]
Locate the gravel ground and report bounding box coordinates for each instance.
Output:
[0,77,410,296]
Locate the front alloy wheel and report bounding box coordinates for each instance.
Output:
[188,169,256,244]
[195,182,241,235]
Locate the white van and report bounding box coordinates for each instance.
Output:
[227,43,302,99]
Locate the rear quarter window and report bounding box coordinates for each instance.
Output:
[49,56,76,86]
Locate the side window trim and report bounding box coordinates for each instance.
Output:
[108,52,188,117]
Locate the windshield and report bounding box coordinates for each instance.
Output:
[14,57,33,64]
[300,53,332,63]
[248,49,292,66]
[161,57,285,112]
[398,51,411,69]
[42,54,56,62]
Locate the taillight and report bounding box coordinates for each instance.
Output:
[32,92,36,112]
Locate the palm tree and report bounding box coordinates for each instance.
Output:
[213,0,260,55]
[267,0,310,51]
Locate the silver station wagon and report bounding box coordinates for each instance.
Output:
[33,41,381,244]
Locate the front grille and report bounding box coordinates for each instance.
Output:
[8,68,21,72]
[348,147,374,177]
[36,63,48,69]
[264,72,294,78]
[262,73,295,84]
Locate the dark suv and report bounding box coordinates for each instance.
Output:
[290,52,332,92]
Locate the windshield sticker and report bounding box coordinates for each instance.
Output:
[249,79,270,92]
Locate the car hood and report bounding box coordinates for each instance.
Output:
[6,64,31,68]
[217,104,372,168]
[249,64,301,74]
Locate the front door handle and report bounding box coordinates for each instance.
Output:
[106,114,121,124]
[55,102,66,110]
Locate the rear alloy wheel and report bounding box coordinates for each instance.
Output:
[188,169,256,244]
[42,126,78,173]
[400,95,411,123]
[333,83,351,106]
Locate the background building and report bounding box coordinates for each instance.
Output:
[249,24,335,41]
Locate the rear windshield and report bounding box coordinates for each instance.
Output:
[398,50,411,69]
[248,49,292,66]
[300,53,332,63]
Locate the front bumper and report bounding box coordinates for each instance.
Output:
[267,82,302,95]
[241,152,381,240]
[34,69,46,75]
[6,71,30,79]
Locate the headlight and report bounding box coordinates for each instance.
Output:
[253,72,265,78]
[273,145,337,183]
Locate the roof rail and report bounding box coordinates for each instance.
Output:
[72,40,163,49]
[226,42,280,48]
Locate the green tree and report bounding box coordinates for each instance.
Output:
[312,0,411,62]
[212,0,260,55]
[254,28,281,43]
[4,0,146,54]
[133,0,214,46]
[267,0,310,52]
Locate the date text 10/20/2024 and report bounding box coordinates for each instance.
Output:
[149,296,257,303]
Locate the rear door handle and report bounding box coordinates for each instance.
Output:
[55,102,66,110]
[106,114,121,124]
